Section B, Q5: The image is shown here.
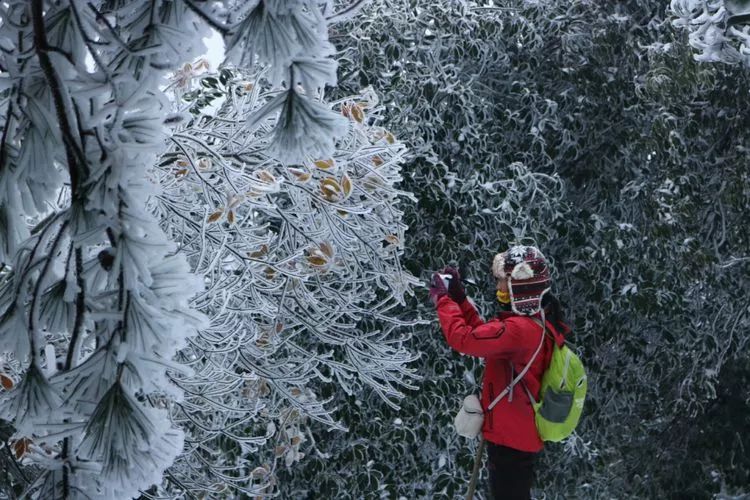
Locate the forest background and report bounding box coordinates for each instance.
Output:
[0,0,748,499]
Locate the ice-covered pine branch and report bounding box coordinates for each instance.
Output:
[155,67,420,496]
[0,1,212,497]
[209,0,350,163]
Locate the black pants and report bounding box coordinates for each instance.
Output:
[487,443,537,500]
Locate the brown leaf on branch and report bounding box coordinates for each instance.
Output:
[248,244,269,259]
[207,210,224,223]
[257,170,275,183]
[314,159,335,170]
[307,255,327,267]
[341,174,352,198]
[12,437,32,459]
[343,103,364,123]
[385,234,400,245]
[319,242,334,258]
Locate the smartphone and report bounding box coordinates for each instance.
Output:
[419,271,480,288]
[438,273,452,289]
[419,270,452,288]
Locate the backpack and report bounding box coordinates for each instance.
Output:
[455,317,587,442]
[523,317,587,442]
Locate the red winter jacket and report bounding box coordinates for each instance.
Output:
[436,295,567,453]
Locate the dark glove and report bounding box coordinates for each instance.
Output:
[429,272,449,305]
[443,266,466,304]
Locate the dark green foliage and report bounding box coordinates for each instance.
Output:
[281,1,750,498]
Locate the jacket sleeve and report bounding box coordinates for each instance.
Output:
[459,298,484,328]
[436,295,533,360]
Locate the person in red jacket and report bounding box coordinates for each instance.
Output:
[429,245,569,500]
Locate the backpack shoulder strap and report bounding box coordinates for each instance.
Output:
[487,316,546,411]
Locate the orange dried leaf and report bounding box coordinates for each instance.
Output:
[307,255,327,266]
[372,156,384,167]
[248,244,269,259]
[290,387,302,396]
[251,466,269,478]
[227,211,236,224]
[176,159,189,167]
[341,174,352,198]
[257,170,275,183]
[13,438,31,459]
[0,374,13,390]
[314,159,335,170]
[320,178,341,200]
[207,210,224,223]
[291,436,303,446]
[319,242,334,258]
[350,104,364,123]
[290,169,312,183]
[385,234,400,245]
[174,168,189,177]
[320,178,341,192]
[289,168,312,183]
[274,446,286,457]
[275,322,284,333]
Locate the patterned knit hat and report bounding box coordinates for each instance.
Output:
[492,245,551,315]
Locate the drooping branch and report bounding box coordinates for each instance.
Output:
[30,0,88,199]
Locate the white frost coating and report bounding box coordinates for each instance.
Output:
[0,0,211,494]
[159,64,421,493]
[670,0,750,66]
[0,0,412,497]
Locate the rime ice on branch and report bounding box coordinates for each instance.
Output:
[158,65,420,496]
[0,0,401,498]
[671,0,750,65]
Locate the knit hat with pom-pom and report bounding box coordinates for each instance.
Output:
[492,245,551,315]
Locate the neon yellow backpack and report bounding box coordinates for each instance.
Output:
[525,318,587,442]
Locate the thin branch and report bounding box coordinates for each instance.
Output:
[0,101,14,176]
[183,0,229,35]
[30,0,88,198]
[28,219,69,363]
[325,0,369,24]
[65,247,86,370]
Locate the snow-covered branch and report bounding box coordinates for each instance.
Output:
[156,67,419,495]
[0,0,416,497]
